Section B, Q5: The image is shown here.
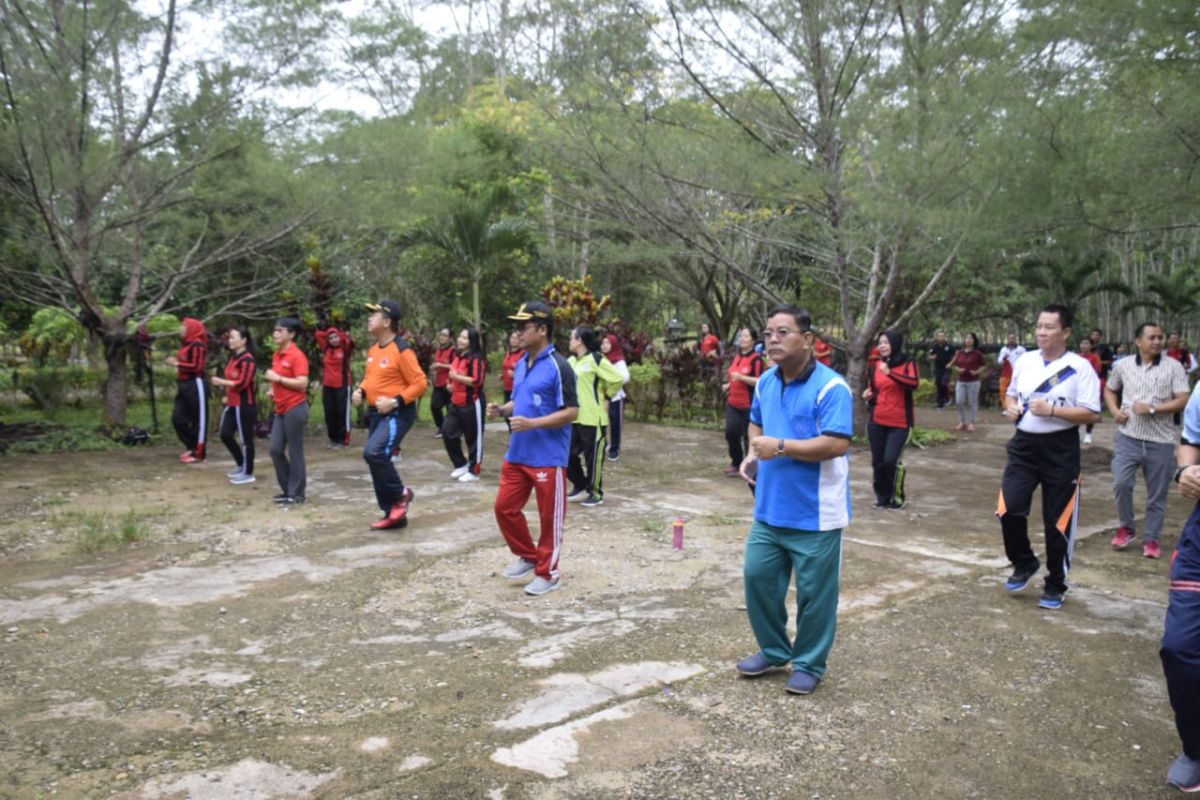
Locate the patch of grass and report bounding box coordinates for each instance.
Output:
[909,426,956,448]
[6,425,123,454]
[68,509,152,554]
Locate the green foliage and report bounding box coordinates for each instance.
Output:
[68,509,152,554]
[19,310,85,366]
[5,425,122,455]
[13,367,104,414]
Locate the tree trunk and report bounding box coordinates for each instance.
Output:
[844,351,869,436]
[102,333,131,426]
[472,269,482,330]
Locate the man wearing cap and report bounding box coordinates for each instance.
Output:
[487,301,579,596]
[353,301,428,530]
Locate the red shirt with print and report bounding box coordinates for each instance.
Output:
[501,348,525,392]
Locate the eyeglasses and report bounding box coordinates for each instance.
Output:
[761,328,806,340]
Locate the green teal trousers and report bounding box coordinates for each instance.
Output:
[743,520,843,677]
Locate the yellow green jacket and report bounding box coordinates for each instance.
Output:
[570,352,626,427]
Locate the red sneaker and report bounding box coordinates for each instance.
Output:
[180,453,199,464]
[1111,526,1136,550]
[386,488,415,523]
[723,466,740,477]
[369,515,407,530]
[1144,540,1162,559]
[180,451,193,462]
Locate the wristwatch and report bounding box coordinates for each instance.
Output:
[1149,405,1158,416]
[776,438,786,456]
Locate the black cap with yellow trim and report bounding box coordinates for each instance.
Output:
[364,300,403,321]
[507,300,553,323]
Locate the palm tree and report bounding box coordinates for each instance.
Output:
[397,185,538,329]
[1017,250,1133,309]
[1123,266,1200,330]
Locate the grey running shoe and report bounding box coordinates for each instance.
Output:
[226,467,245,478]
[580,494,604,508]
[502,557,536,580]
[524,576,561,596]
[1168,753,1200,792]
[230,473,256,485]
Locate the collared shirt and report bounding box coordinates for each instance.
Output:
[750,359,854,531]
[1108,352,1189,444]
[570,351,625,427]
[1007,350,1101,434]
[506,345,579,467]
[271,344,309,415]
[360,338,427,407]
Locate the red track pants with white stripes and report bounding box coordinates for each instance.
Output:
[494,460,566,581]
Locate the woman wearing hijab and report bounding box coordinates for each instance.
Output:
[601,334,630,461]
[862,330,920,509]
[166,317,210,463]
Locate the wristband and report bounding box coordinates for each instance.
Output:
[1176,465,1192,484]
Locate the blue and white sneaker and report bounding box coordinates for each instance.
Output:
[1038,590,1065,610]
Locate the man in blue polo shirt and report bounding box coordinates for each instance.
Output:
[735,305,854,695]
[487,301,579,596]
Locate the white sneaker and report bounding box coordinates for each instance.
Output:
[230,473,257,485]
[567,488,587,502]
[524,576,561,596]
[1083,433,1093,445]
[458,471,480,482]
[502,557,536,580]
[226,467,245,478]
[450,465,470,479]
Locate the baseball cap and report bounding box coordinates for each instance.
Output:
[507,301,553,323]
[364,300,403,321]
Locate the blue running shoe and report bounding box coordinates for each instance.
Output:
[1005,561,1040,593]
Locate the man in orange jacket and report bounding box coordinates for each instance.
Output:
[353,301,428,530]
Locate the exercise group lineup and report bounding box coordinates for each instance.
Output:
[155,298,1200,792]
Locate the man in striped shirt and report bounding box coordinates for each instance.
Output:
[1105,322,1190,558]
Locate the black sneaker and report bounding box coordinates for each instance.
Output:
[1005,560,1040,593]
[282,496,307,506]
[272,494,289,504]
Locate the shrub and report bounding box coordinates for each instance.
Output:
[71,508,151,554]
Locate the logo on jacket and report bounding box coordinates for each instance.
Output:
[380,358,389,367]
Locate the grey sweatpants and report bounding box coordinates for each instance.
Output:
[956,380,980,425]
[270,404,309,499]
[1111,430,1175,542]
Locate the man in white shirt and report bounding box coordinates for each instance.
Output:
[998,305,1101,610]
[1105,322,1190,558]
[996,333,1026,414]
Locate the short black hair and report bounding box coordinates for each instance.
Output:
[275,317,302,336]
[1040,304,1073,331]
[1134,322,1162,339]
[766,304,813,333]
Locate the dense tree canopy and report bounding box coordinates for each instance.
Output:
[1,0,1198,421]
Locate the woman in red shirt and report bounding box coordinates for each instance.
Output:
[265,318,310,505]
[862,330,920,508]
[722,327,765,476]
[212,326,258,484]
[952,333,988,433]
[443,327,487,481]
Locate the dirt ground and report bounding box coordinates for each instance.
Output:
[0,407,1191,799]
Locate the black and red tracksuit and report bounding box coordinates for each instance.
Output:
[219,351,257,474]
[431,345,455,431]
[315,328,355,445]
[442,352,486,474]
[171,317,210,459]
[725,350,765,467]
